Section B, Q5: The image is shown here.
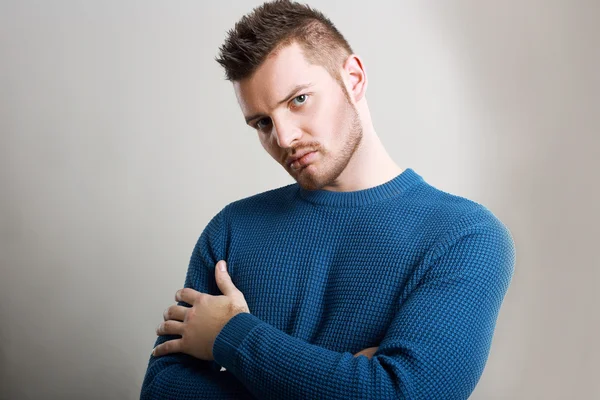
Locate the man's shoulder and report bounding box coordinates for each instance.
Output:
[408,179,485,217]
[410,180,509,238]
[406,181,514,274]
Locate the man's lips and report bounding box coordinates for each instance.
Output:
[288,151,317,170]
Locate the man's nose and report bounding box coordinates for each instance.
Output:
[272,117,301,148]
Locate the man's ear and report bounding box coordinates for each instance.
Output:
[342,54,368,103]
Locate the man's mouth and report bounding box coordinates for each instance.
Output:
[290,151,317,170]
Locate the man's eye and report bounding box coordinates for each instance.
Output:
[255,118,271,130]
[292,94,308,106]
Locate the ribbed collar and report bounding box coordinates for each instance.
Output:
[297,168,423,207]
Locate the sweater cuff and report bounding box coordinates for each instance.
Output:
[212,312,264,371]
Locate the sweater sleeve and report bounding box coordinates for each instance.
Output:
[140,208,256,399]
[211,208,516,400]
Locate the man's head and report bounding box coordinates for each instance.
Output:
[215,0,369,191]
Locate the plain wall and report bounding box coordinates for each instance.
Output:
[1,1,598,399]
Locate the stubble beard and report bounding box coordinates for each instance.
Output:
[293,96,363,191]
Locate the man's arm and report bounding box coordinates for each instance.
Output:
[210,208,515,400]
[140,209,255,399]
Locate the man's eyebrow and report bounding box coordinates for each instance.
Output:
[244,82,314,125]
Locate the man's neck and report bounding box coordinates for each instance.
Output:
[322,129,404,193]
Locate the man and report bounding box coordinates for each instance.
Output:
[140,1,516,399]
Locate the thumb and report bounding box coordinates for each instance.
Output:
[215,260,237,296]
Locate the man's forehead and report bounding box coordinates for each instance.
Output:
[234,43,320,97]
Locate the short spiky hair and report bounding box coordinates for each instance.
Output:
[215,0,354,84]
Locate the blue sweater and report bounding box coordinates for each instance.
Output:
[140,168,515,399]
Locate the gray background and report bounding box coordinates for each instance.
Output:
[1,1,598,399]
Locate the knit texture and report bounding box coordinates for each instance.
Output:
[140,168,516,399]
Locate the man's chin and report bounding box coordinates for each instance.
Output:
[291,166,324,191]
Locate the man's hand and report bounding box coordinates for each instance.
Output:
[153,260,250,361]
[353,346,379,359]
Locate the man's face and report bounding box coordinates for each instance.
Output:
[233,42,363,191]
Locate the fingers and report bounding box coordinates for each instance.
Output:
[215,261,236,296]
[163,305,187,321]
[152,338,182,357]
[176,288,201,304]
[353,346,379,359]
[156,320,184,336]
